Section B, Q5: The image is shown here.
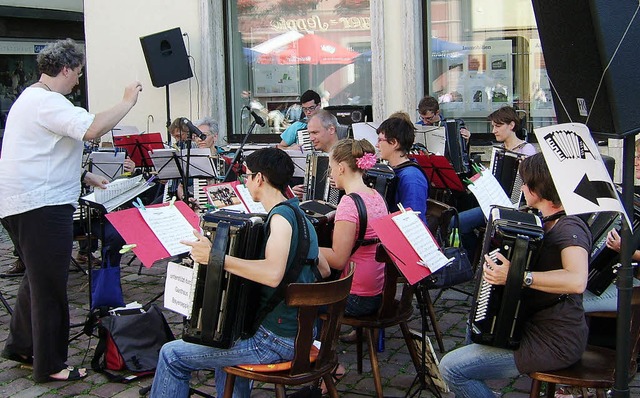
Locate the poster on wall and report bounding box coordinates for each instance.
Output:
[529,39,555,118]
[252,64,300,97]
[434,40,513,119]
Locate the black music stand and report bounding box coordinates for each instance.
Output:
[113,132,164,169]
[87,151,126,180]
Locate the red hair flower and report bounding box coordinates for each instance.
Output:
[356,152,377,170]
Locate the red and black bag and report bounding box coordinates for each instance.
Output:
[91,304,174,382]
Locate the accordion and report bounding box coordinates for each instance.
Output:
[296,129,313,152]
[303,152,341,205]
[182,210,266,348]
[586,191,640,295]
[299,200,337,248]
[363,163,395,198]
[444,119,468,174]
[470,207,544,349]
[490,147,527,206]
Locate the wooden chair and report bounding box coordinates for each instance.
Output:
[222,265,355,398]
[339,246,422,398]
[529,285,640,398]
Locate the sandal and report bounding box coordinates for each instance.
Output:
[47,366,88,382]
[1,349,33,365]
[320,363,346,395]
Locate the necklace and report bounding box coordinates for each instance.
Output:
[37,81,52,91]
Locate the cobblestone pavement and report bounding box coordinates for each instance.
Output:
[0,226,638,397]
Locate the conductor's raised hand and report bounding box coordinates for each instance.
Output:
[181,229,212,264]
[482,252,510,286]
[123,81,143,107]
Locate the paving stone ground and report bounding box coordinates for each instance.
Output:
[0,226,638,397]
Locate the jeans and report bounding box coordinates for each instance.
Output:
[150,325,295,398]
[454,207,485,257]
[438,343,519,398]
[344,293,381,317]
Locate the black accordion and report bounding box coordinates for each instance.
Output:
[182,210,266,348]
[586,191,640,295]
[444,119,468,174]
[490,146,527,206]
[470,207,544,349]
[363,163,395,198]
[299,200,337,248]
[303,152,341,205]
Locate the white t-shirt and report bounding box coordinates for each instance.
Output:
[0,86,95,217]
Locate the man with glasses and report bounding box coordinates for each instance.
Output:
[417,95,471,156]
[277,89,322,149]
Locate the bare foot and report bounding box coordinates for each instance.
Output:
[49,366,87,381]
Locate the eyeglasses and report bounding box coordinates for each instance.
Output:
[301,104,318,113]
[238,173,257,185]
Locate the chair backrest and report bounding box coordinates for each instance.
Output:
[285,264,355,376]
[374,245,415,320]
[426,198,457,247]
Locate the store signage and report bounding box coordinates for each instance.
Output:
[270,14,370,32]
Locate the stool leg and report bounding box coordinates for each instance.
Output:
[275,384,286,398]
[545,382,556,398]
[365,328,383,398]
[356,327,364,374]
[529,379,542,398]
[400,322,421,374]
[424,292,445,352]
[222,373,236,398]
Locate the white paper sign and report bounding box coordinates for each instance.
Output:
[164,261,194,316]
[534,123,629,226]
[235,184,267,214]
[138,205,198,256]
[391,211,452,273]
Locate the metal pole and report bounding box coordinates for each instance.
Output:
[613,134,635,398]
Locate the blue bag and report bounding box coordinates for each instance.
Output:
[91,256,125,309]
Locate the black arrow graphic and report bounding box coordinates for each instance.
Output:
[573,174,617,205]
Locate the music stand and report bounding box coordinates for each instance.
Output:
[410,154,465,192]
[113,132,164,169]
[148,149,184,180]
[88,151,126,180]
[179,148,219,180]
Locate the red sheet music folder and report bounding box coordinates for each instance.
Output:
[370,209,433,285]
[113,132,164,168]
[105,201,200,268]
[410,154,465,192]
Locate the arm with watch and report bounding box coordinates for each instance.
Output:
[483,245,589,294]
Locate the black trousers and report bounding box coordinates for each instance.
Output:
[2,205,74,382]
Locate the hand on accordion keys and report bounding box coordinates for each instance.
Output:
[482,249,509,286]
[181,230,213,264]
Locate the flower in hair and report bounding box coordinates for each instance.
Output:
[356,152,377,170]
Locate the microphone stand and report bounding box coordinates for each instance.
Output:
[223,120,257,183]
[182,134,193,204]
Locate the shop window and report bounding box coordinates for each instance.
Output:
[225,0,372,143]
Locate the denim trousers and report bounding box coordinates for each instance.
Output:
[438,343,520,398]
[453,206,485,256]
[344,293,381,317]
[150,325,295,398]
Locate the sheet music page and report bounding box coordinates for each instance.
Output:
[138,205,198,256]
[164,261,195,316]
[352,122,380,148]
[415,125,446,155]
[234,183,267,213]
[391,211,452,273]
[467,169,516,218]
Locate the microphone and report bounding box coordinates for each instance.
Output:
[181,118,207,141]
[244,106,266,127]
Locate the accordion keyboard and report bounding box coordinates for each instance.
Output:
[297,129,313,152]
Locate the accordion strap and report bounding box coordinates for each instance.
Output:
[251,202,317,333]
[349,193,379,255]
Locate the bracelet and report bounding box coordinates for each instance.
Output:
[81,170,88,182]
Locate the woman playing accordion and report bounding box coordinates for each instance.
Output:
[439,153,592,398]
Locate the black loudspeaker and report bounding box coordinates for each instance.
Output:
[140,27,193,88]
[325,105,373,125]
[531,0,640,137]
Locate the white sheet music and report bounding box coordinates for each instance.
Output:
[235,184,267,213]
[138,205,198,256]
[391,211,451,273]
[467,169,516,218]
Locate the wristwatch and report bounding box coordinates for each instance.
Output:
[523,271,534,287]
